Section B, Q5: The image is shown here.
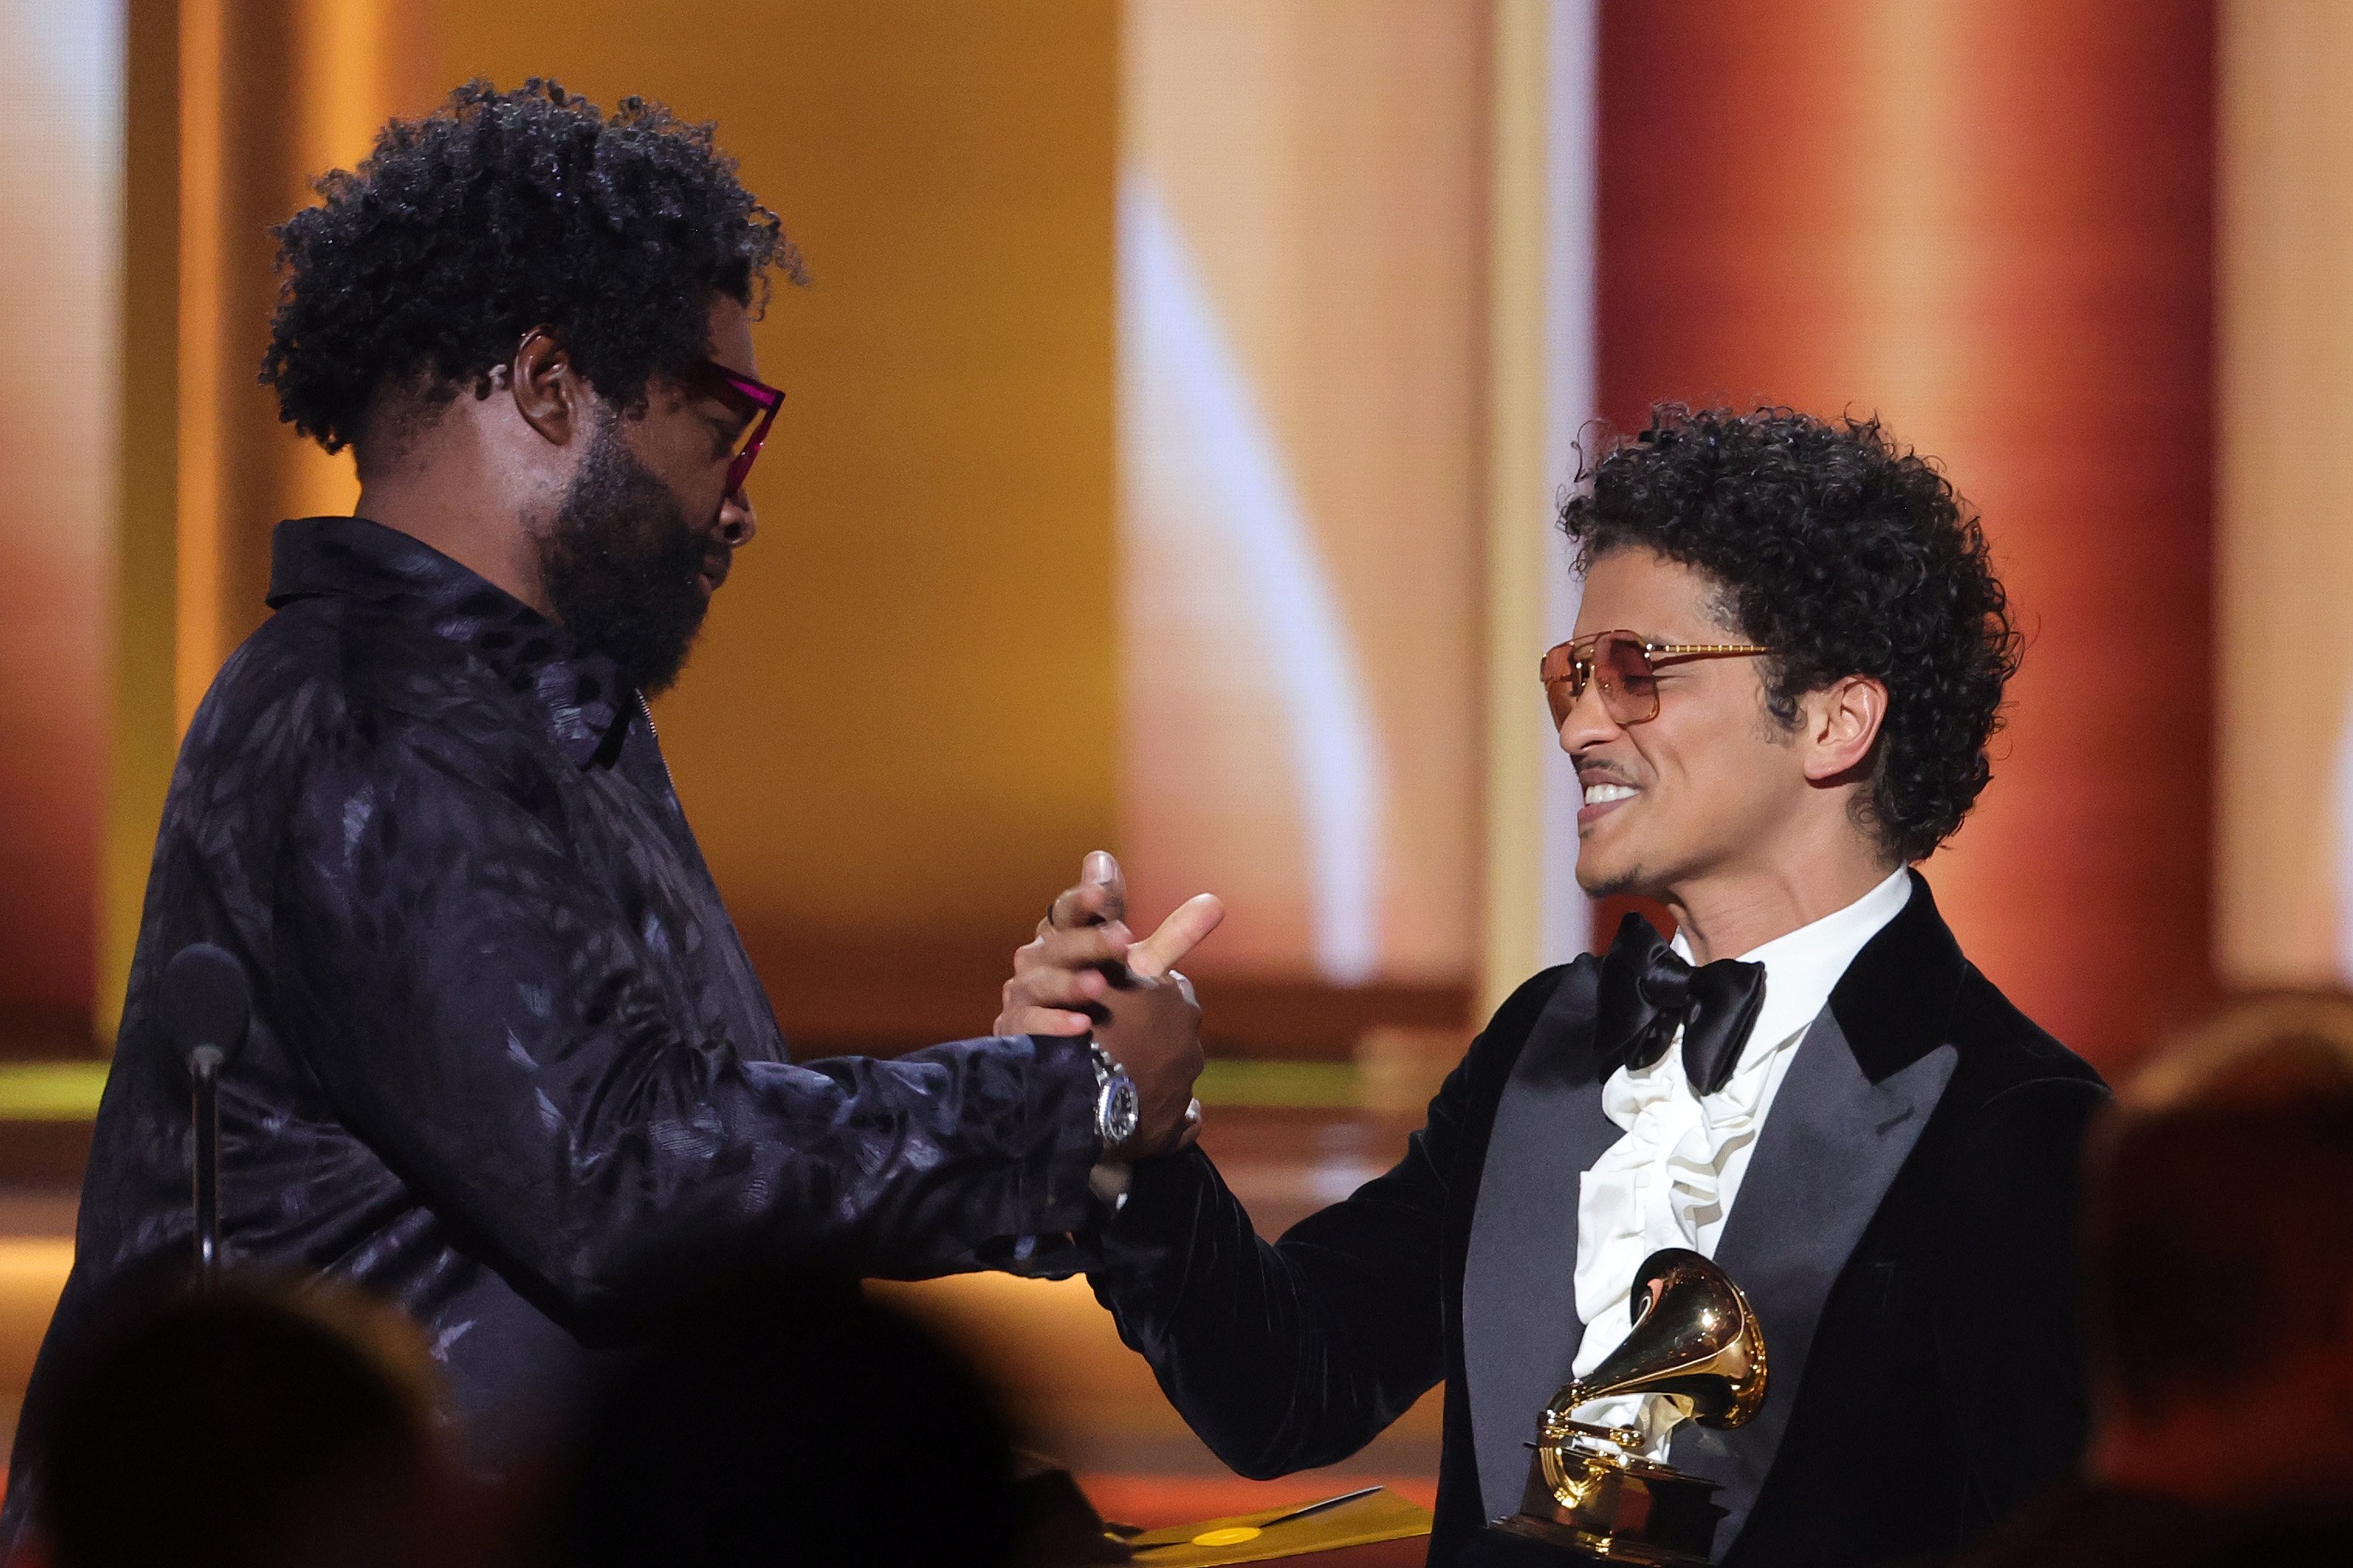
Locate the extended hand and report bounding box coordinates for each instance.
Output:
[998,852,1223,1158]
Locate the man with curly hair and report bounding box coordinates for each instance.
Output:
[1004,406,2107,1566]
[3,81,1214,1525]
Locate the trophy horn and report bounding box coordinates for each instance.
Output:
[1545,1247,1768,1433]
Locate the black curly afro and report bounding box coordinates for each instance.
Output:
[1558,406,2022,865]
[262,79,800,455]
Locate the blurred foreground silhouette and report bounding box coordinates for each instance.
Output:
[19,1274,453,1568]
[1944,993,2353,1568]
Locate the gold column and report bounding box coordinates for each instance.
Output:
[1482,0,1556,1015]
[99,0,186,1045]
[105,0,437,1038]
[283,0,441,523]
[172,0,225,733]
[175,0,436,730]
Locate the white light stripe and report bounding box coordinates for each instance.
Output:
[1118,173,1386,983]
[1541,0,1600,964]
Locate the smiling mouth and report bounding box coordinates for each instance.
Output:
[1578,778,1639,829]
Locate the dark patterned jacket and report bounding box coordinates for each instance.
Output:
[4,516,1100,1517]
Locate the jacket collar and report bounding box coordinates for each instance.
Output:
[1826,867,1967,1082]
[266,515,633,769]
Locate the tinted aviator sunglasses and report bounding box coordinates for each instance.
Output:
[677,359,785,499]
[1541,630,1774,727]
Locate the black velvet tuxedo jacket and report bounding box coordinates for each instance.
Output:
[1087,875,2108,1567]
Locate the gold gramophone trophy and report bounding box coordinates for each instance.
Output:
[1489,1247,1768,1566]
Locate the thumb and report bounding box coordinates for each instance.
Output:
[1128,894,1225,981]
[1083,849,1127,925]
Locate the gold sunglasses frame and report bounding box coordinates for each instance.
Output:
[1541,630,1775,726]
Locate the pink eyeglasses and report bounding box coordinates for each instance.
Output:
[678,358,785,499]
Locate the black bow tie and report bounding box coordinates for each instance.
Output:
[1595,914,1768,1096]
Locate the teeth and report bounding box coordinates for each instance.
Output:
[1583,784,1637,805]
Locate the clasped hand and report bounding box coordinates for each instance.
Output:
[996,851,1223,1161]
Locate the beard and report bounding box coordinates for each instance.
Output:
[534,413,716,696]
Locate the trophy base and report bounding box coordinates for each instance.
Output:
[1482,1447,1726,1566]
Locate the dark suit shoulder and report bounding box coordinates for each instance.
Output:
[1482,961,1581,1036]
[1946,962,2107,1093]
[1911,965,2110,1200]
[1462,960,1586,1081]
[1390,959,1592,1188]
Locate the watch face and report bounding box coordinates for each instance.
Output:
[1099,1075,1141,1145]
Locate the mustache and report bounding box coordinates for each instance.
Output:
[1575,755,1641,787]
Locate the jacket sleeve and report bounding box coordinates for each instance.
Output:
[1932,1071,2111,1521]
[1084,973,1560,1479]
[277,720,1102,1333]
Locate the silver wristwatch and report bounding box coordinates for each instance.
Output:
[1089,1038,1140,1149]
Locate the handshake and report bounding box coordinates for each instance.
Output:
[994,850,1225,1163]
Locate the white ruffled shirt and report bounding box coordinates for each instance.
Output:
[1568,870,1912,1455]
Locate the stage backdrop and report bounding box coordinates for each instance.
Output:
[1117,0,1488,1025]
[22,0,2246,1080]
[2217,1,2353,995]
[1596,0,2217,1073]
[0,2,120,1056]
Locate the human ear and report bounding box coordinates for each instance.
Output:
[509,326,586,448]
[1802,674,1889,784]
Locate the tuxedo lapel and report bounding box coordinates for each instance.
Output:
[1461,955,1620,1522]
[1671,871,1965,1556]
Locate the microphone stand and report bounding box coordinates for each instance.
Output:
[163,942,252,1292]
[190,1043,225,1284]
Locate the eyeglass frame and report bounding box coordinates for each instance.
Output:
[1541,629,1776,728]
[675,357,785,501]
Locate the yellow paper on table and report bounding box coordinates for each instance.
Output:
[1118,1486,1434,1566]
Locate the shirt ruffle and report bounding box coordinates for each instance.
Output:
[1568,1014,1794,1453]
[1562,870,1915,1456]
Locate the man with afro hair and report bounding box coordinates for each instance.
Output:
[1006,407,2106,1566]
[4,81,1216,1529]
